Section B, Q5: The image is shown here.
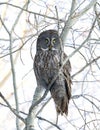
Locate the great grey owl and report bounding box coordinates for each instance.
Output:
[34,30,72,115]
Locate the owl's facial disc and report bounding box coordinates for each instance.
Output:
[48,37,57,50]
[44,37,55,50]
[40,36,58,51]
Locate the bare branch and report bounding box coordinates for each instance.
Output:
[37,116,62,130]
[0,2,65,22]
[72,56,100,78]
[0,92,25,123]
[60,0,97,43]
[82,95,100,111]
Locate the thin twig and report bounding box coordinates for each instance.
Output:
[55,6,60,33]
[72,99,91,130]
[8,2,30,129]
[0,2,65,22]
[72,56,100,78]
[82,95,100,111]
[0,92,25,123]
[60,0,96,43]
[37,116,62,130]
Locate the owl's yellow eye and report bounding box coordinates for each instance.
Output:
[45,38,49,44]
[52,38,56,44]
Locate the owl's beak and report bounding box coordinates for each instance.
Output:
[49,44,53,50]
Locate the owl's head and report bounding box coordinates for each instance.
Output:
[36,30,61,51]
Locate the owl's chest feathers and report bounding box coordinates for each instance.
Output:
[35,50,60,79]
[38,51,60,69]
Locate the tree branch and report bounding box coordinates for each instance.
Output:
[0,92,25,123]
[72,56,100,78]
[37,116,62,130]
[0,2,64,22]
[60,0,97,43]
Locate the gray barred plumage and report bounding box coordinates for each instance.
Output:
[34,30,72,115]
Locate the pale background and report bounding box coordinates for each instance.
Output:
[0,0,100,130]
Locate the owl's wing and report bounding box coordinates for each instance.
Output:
[63,53,72,101]
[50,53,72,115]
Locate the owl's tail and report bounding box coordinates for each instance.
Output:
[50,84,69,115]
